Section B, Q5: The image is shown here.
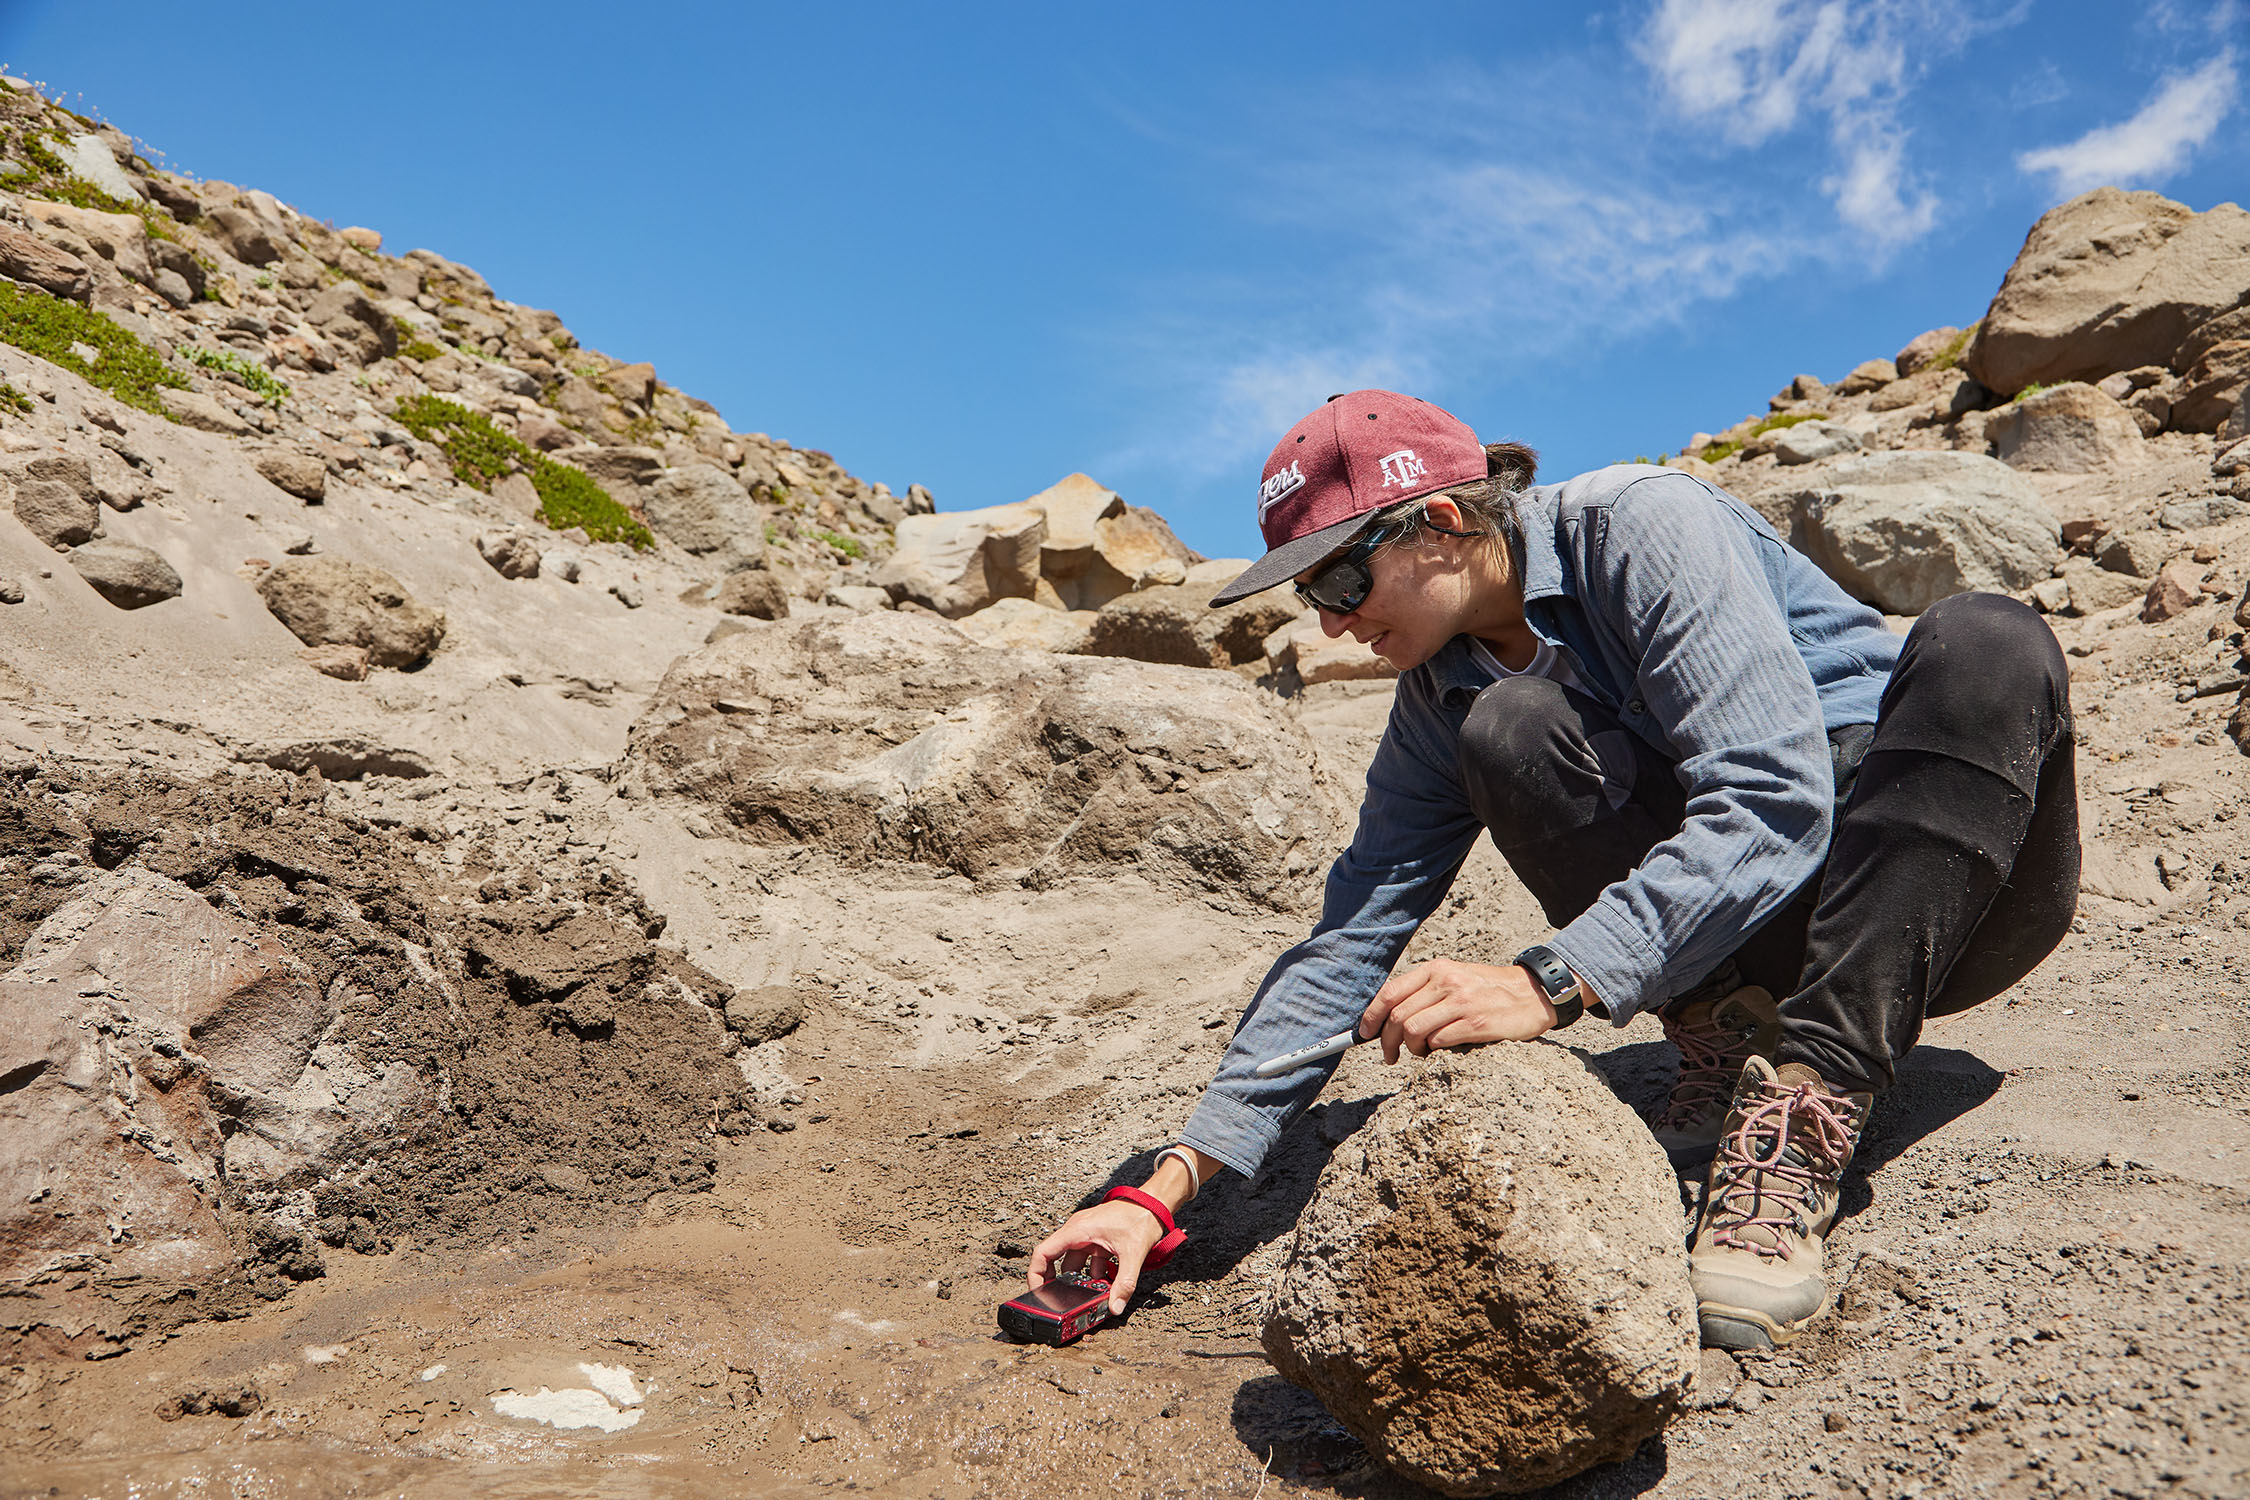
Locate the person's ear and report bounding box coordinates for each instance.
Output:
[1424,496,1464,534]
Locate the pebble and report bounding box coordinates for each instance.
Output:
[0,577,21,604]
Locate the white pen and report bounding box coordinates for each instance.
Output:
[1252,1027,1373,1079]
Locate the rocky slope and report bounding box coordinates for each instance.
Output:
[1,76,2248,1500]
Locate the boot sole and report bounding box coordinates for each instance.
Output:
[1696,1292,1830,1351]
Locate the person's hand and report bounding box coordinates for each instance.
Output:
[1358,959,1566,1063]
[1027,1200,1166,1316]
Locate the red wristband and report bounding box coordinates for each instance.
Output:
[1104,1185,1189,1270]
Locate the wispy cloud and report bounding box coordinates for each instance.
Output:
[2015,52,2238,195]
[1634,0,2007,251]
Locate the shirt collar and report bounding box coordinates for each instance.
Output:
[1511,484,1569,604]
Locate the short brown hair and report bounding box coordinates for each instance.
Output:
[1366,440,1538,557]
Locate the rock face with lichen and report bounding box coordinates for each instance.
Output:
[1261,1042,1699,1497]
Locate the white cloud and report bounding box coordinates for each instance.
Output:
[1635,0,1990,251]
[2016,52,2238,195]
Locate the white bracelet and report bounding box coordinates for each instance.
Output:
[1155,1146,1201,1199]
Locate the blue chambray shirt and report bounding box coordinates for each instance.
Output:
[1179,464,1903,1179]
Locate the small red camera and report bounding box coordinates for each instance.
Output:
[998,1275,1113,1346]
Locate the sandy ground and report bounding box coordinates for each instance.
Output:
[4,654,2247,1500]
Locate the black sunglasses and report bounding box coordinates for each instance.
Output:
[1294,519,1411,615]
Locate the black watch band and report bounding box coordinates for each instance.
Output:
[1514,944,1584,1028]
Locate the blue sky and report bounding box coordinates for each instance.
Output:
[4,1,2245,560]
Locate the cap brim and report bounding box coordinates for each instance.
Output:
[1206,513,1371,606]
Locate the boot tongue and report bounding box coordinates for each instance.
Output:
[1773,1062,1829,1091]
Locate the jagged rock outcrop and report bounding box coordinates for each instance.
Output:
[1985,383,2146,472]
[620,611,1347,909]
[1967,188,2250,395]
[1262,1042,1699,1496]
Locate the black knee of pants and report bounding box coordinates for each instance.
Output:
[1775,593,2079,1093]
[1457,676,1684,933]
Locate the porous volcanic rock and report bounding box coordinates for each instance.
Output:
[7,472,98,550]
[955,595,1094,653]
[1084,583,1301,669]
[1985,383,2146,472]
[1261,1042,1698,1496]
[715,566,790,620]
[621,611,1346,909]
[256,556,445,668]
[643,462,767,574]
[476,530,542,580]
[1780,451,2061,615]
[1967,188,2250,394]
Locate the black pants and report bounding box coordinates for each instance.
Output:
[1460,593,2080,1094]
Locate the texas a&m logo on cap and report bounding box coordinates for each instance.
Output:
[1377,449,1427,489]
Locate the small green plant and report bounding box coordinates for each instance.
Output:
[396,335,444,362]
[1748,409,1827,437]
[391,393,524,488]
[2013,381,2050,403]
[180,343,290,407]
[809,527,865,560]
[253,273,276,290]
[0,280,187,416]
[1700,438,1743,463]
[0,379,32,415]
[390,394,652,549]
[1926,322,1977,373]
[532,459,652,549]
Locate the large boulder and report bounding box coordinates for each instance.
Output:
[2171,340,2250,433]
[642,463,766,574]
[876,502,1046,617]
[253,448,328,502]
[304,283,395,365]
[69,540,182,609]
[1013,473,1199,609]
[204,204,285,266]
[21,199,152,285]
[1084,584,1302,669]
[1781,451,2062,614]
[256,556,446,668]
[5,461,99,550]
[1261,1043,1698,1496]
[620,611,1346,910]
[0,222,92,300]
[1984,383,2146,472]
[1967,189,2250,394]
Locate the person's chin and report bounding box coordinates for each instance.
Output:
[1370,632,1429,670]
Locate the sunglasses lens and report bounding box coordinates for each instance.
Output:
[1299,559,1368,614]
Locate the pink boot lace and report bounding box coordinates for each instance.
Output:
[1658,1006,1759,1133]
[1707,1080,1861,1260]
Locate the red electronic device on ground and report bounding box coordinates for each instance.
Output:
[998,1274,1113,1346]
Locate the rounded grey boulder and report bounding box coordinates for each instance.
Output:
[256,555,445,669]
[1261,1043,1698,1496]
[69,540,182,609]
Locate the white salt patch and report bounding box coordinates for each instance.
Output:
[491,1387,642,1432]
[577,1362,641,1407]
[302,1344,349,1364]
[419,1363,447,1382]
[833,1309,897,1334]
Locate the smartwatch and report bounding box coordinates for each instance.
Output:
[1513,944,1585,1028]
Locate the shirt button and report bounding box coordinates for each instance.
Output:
[1627,698,1646,715]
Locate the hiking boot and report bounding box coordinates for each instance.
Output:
[1652,984,1780,1172]
[1688,1056,1871,1351]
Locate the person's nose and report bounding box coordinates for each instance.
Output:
[1318,607,1354,639]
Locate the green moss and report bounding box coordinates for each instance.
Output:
[0,280,188,416]
[1748,410,1827,437]
[390,393,651,550]
[180,344,291,407]
[1700,439,1743,463]
[0,380,31,415]
[2013,381,2049,404]
[1926,322,1978,373]
[396,336,444,362]
[809,527,865,560]
[532,459,652,550]
[391,393,524,488]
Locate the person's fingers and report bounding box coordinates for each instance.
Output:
[1106,1244,1146,1315]
[1027,1222,1079,1288]
[1399,995,1475,1056]
[1362,963,1433,1039]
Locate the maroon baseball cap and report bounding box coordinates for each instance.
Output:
[1209,390,1487,605]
